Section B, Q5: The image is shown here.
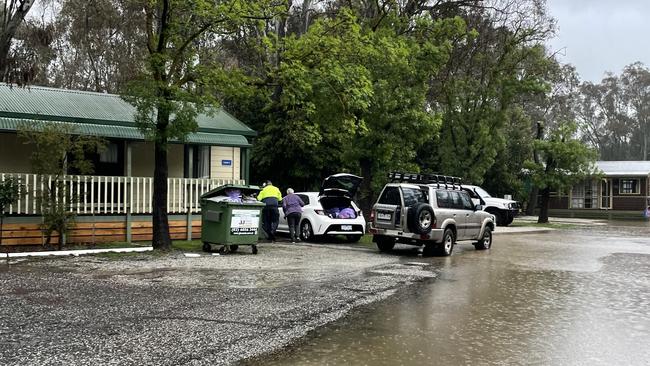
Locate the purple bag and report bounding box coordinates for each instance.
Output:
[338,207,356,219]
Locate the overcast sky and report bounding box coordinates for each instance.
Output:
[546,0,650,83]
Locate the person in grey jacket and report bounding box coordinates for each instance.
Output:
[282,188,305,243]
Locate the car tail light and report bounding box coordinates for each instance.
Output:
[315,209,325,215]
[370,210,375,221]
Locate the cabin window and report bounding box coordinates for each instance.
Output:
[619,179,640,194]
[571,179,598,208]
[184,145,211,178]
[99,142,119,163]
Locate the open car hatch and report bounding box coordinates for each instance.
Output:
[319,173,363,198]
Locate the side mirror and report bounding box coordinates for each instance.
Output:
[475,204,483,211]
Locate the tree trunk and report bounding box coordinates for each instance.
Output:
[56,230,63,251]
[527,121,544,216]
[0,0,36,82]
[643,129,648,161]
[359,158,373,224]
[0,39,11,81]
[152,133,172,250]
[525,186,538,215]
[537,187,550,223]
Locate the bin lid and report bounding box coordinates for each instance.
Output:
[200,184,261,199]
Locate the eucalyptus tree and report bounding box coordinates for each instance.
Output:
[620,62,650,160]
[420,0,556,185]
[124,0,283,250]
[0,0,38,83]
[48,0,146,92]
[524,121,598,223]
[575,63,650,161]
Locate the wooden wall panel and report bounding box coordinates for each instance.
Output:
[612,196,647,211]
[1,219,203,246]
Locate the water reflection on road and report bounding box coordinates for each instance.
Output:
[246,225,650,366]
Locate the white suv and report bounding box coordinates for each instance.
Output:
[461,185,520,226]
[369,173,495,256]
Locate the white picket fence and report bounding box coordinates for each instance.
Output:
[0,173,245,215]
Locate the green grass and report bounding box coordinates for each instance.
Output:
[94,251,153,260]
[171,240,203,252]
[357,234,375,248]
[78,240,204,259]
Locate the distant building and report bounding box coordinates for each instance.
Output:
[548,161,650,217]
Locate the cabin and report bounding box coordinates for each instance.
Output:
[547,161,650,218]
[0,83,254,246]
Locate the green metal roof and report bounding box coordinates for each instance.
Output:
[0,83,256,136]
[0,117,251,147]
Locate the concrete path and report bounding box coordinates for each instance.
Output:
[515,215,608,226]
[494,225,556,235]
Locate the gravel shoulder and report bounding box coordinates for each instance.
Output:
[0,243,436,366]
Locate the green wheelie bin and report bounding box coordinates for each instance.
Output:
[200,184,265,254]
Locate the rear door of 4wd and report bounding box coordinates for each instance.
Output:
[373,186,402,230]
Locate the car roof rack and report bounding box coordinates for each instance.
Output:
[388,172,462,189]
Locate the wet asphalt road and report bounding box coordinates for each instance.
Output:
[2,223,650,365]
[0,243,434,366]
[245,224,650,366]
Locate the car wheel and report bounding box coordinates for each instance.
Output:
[407,203,434,234]
[300,220,315,242]
[375,237,395,252]
[346,235,362,243]
[504,215,514,226]
[474,226,492,250]
[436,228,455,256]
[489,209,505,226]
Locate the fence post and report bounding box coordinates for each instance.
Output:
[126,177,132,243]
[126,210,132,243]
[186,209,192,241]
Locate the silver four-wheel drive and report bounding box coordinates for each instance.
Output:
[369,173,495,256]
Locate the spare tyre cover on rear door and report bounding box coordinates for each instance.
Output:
[407,203,434,234]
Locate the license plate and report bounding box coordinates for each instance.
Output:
[377,212,392,220]
[341,225,352,231]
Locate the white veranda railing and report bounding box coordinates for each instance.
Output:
[0,173,245,215]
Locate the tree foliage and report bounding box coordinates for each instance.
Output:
[0,0,39,83]
[123,0,282,250]
[577,62,650,161]
[0,176,23,246]
[420,1,555,186]
[19,124,104,249]
[524,121,598,223]
[0,0,621,228]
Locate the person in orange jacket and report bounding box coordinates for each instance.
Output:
[257,180,282,242]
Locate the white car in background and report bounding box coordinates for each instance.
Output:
[277,173,366,242]
[461,185,520,226]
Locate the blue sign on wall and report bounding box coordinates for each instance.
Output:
[221,159,232,166]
